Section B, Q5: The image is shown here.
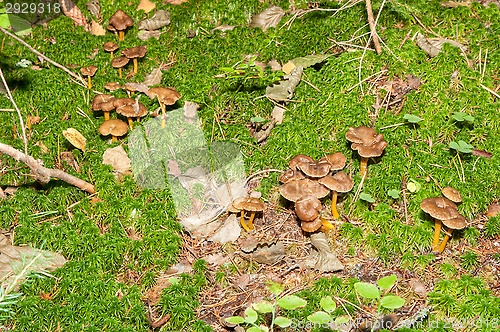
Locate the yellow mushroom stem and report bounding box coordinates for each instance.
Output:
[87,76,92,90]
[118,67,123,79]
[247,211,256,230]
[136,117,140,122]
[438,229,453,253]
[119,30,124,41]
[112,135,117,142]
[433,219,442,250]
[127,117,133,130]
[160,103,166,128]
[133,59,138,74]
[360,156,368,177]
[240,211,251,232]
[320,217,334,231]
[126,90,131,98]
[104,111,110,121]
[331,191,339,219]
[110,51,114,59]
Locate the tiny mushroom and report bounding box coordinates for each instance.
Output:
[345,126,387,177]
[279,168,305,184]
[121,45,147,75]
[420,197,459,251]
[319,152,347,172]
[99,118,128,142]
[318,171,354,219]
[104,82,121,92]
[80,65,97,89]
[103,41,119,59]
[100,99,116,121]
[486,203,500,218]
[288,154,314,170]
[231,197,264,232]
[148,87,181,128]
[116,102,147,129]
[300,217,323,233]
[108,10,134,41]
[279,179,330,203]
[111,56,129,78]
[92,94,116,120]
[297,159,331,178]
[295,195,332,233]
[438,214,468,253]
[441,186,462,204]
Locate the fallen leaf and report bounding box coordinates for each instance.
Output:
[163,0,187,4]
[183,101,199,124]
[271,105,285,124]
[178,166,209,192]
[137,30,161,41]
[203,253,228,267]
[250,6,285,32]
[59,0,90,31]
[210,25,239,33]
[208,214,241,243]
[30,65,42,71]
[167,159,181,177]
[90,19,106,35]
[472,148,493,159]
[137,0,156,12]
[267,58,282,72]
[143,278,171,306]
[252,119,276,143]
[144,66,163,86]
[265,65,303,101]
[86,0,101,20]
[102,145,132,173]
[416,32,468,58]
[61,151,81,173]
[282,54,333,74]
[409,278,428,296]
[251,241,286,265]
[122,82,150,94]
[138,10,171,30]
[306,232,344,272]
[35,141,49,153]
[62,128,86,151]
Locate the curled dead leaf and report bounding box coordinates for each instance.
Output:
[58,0,90,31]
[138,10,171,30]
[62,128,86,151]
[250,6,285,32]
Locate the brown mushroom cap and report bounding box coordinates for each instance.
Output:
[116,103,148,118]
[486,203,500,218]
[99,119,129,137]
[420,197,459,221]
[103,41,119,52]
[279,168,305,184]
[442,214,468,230]
[297,160,331,178]
[148,87,181,105]
[111,56,130,68]
[232,197,264,212]
[351,140,388,158]
[295,195,322,222]
[121,45,147,59]
[92,94,116,110]
[345,126,385,146]
[100,99,116,112]
[318,171,354,193]
[288,154,314,170]
[109,10,134,31]
[104,82,121,92]
[113,98,135,108]
[279,179,329,202]
[81,65,98,77]
[301,217,323,232]
[441,187,462,203]
[319,152,347,171]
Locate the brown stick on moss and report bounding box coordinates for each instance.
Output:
[0,142,95,194]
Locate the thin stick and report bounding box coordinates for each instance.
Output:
[0,141,95,194]
[0,68,27,155]
[479,83,500,98]
[348,69,388,91]
[365,0,382,54]
[348,171,367,216]
[0,26,87,88]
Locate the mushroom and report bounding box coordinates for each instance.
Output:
[279,179,329,203]
[92,94,116,120]
[148,87,181,128]
[103,41,119,59]
[345,126,387,177]
[111,56,129,78]
[437,214,468,253]
[295,195,333,232]
[100,99,116,121]
[108,10,134,41]
[319,152,347,172]
[318,171,354,219]
[121,45,147,75]
[301,217,323,233]
[420,197,459,251]
[116,102,147,129]
[288,154,314,170]
[486,203,500,218]
[230,197,264,231]
[279,168,305,184]
[80,65,97,89]
[99,119,128,142]
[441,186,462,204]
[296,159,331,178]
[104,81,121,92]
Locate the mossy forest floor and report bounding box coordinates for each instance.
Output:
[1,0,500,331]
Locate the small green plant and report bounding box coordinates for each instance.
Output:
[449,140,473,154]
[403,114,423,124]
[354,274,405,329]
[387,189,400,199]
[359,193,375,203]
[307,295,350,326]
[452,112,474,122]
[406,179,421,193]
[460,251,480,270]
[225,282,307,331]
[220,56,284,85]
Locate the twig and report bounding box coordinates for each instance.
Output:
[365,0,382,54]
[398,29,412,49]
[348,69,388,91]
[0,26,87,88]
[0,68,28,155]
[348,171,367,216]
[0,141,95,194]
[478,83,500,98]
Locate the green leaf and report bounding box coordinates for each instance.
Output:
[354,282,380,299]
[388,189,400,199]
[244,307,258,324]
[359,193,375,203]
[403,114,423,123]
[449,140,473,153]
[380,295,405,309]
[0,13,32,36]
[320,296,336,312]
[277,295,307,309]
[377,275,397,290]
[265,281,284,295]
[220,67,237,73]
[406,181,421,193]
[307,311,332,323]
[225,316,245,324]
[250,116,267,123]
[452,112,474,122]
[168,277,179,285]
[253,300,274,313]
[274,316,292,327]
[248,327,268,332]
[335,315,350,323]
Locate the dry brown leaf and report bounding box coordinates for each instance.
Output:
[138,0,156,12]
[35,141,49,153]
[472,148,493,159]
[271,105,285,124]
[58,0,90,31]
[90,19,106,36]
[137,30,161,41]
[210,25,239,33]
[62,128,86,151]
[138,10,171,30]
[250,6,285,32]
[144,66,163,86]
[167,159,181,177]
[163,0,187,4]
[86,0,101,20]
[102,145,132,173]
[123,82,150,94]
[183,101,199,124]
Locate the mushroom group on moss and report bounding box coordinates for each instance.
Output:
[108,10,134,41]
[345,126,387,177]
[148,87,182,128]
[229,197,264,232]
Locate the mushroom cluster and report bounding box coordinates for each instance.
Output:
[345,126,387,177]
[421,186,468,253]
[279,153,353,233]
[229,197,264,232]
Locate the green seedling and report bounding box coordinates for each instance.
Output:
[449,140,473,154]
[354,275,405,331]
[452,112,474,122]
[307,295,350,327]
[387,189,400,199]
[406,179,421,193]
[226,281,307,331]
[359,193,375,203]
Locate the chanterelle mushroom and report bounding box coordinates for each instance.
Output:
[318,171,354,219]
[148,87,181,128]
[295,195,333,233]
[231,197,264,232]
[438,214,468,253]
[109,10,134,41]
[121,45,147,75]
[441,186,462,204]
[420,197,459,251]
[345,126,387,177]
[111,56,129,78]
[80,65,97,89]
[103,41,119,59]
[92,94,116,120]
[99,119,128,142]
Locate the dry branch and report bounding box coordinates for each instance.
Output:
[0,142,95,194]
[365,0,382,54]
